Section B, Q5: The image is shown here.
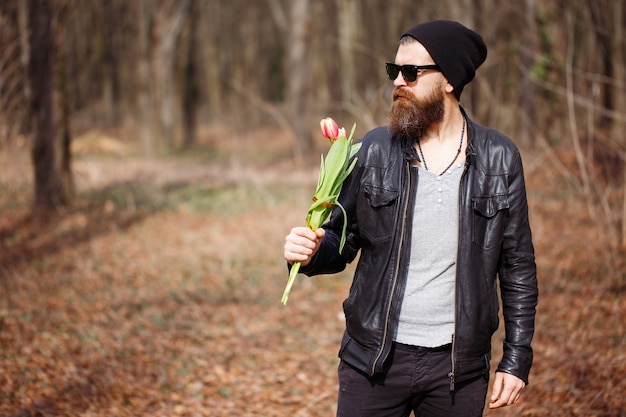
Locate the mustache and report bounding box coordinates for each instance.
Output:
[392,87,415,102]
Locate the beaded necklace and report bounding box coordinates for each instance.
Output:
[416,116,466,176]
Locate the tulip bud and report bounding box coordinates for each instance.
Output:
[320,117,340,140]
[282,116,359,305]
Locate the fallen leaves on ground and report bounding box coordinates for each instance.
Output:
[0,128,624,416]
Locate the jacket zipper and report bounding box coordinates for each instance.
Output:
[449,161,470,391]
[370,160,413,375]
[448,334,456,390]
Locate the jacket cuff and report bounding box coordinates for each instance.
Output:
[496,345,533,384]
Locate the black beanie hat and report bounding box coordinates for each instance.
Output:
[402,20,487,100]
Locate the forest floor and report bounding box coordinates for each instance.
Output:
[0,124,625,416]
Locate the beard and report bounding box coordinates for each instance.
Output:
[388,86,445,139]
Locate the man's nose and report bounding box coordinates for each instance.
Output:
[393,72,407,87]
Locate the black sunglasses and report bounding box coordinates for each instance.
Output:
[385,62,440,82]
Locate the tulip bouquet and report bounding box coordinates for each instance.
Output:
[281,117,361,305]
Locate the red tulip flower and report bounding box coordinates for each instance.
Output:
[282,117,361,304]
[320,117,340,140]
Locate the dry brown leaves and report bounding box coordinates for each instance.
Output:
[0,129,624,416]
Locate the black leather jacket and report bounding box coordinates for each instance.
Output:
[300,111,538,388]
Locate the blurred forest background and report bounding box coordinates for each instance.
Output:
[0,0,625,416]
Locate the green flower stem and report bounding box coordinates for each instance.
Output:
[281,260,301,305]
[281,206,327,305]
[281,123,360,305]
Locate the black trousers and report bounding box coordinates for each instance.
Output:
[337,342,488,417]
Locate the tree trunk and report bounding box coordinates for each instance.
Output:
[203,1,222,122]
[56,4,73,199]
[521,0,538,147]
[182,0,198,148]
[287,0,311,160]
[138,0,155,156]
[28,0,65,211]
[612,1,626,251]
[156,0,190,150]
[337,0,358,105]
[609,1,625,142]
[588,0,613,129]
[102,0,121,125]
[18,0,31,135]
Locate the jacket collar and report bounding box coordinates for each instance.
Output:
[461,106,478,167]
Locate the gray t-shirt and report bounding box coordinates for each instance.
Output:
[395,163,464,347]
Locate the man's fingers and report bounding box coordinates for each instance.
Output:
[489,372,504,405]
[286,234,315,250]
[284,227,324,263]
[284,238,314,260]
[489,372,525,409]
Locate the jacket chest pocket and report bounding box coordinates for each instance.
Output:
[357,184,399,243]
[471,194,509,251]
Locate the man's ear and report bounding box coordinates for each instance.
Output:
[445,81,455,94]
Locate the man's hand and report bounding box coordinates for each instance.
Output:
[489,371,526,409]
[284,227,325,267]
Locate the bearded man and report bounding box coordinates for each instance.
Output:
[283,20,538,417]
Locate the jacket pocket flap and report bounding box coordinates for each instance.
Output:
[363,185,399,208]
[471,195,509,218]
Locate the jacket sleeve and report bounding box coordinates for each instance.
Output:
[496,149,538,384]
[298,145,364,277]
